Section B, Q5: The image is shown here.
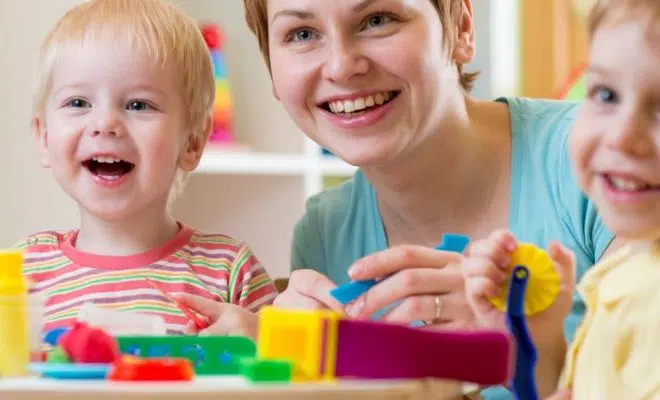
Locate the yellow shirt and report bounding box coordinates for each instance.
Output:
[562,244,660,399]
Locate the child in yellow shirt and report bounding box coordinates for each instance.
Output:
[463,0,660,398]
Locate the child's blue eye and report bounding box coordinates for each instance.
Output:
[126,101,152,111]
[595,87,618,104]
[67,98,89,108]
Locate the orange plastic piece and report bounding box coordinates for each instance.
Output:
[257,307,340,381]
[108,356,194,381]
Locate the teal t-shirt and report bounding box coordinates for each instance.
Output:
[291,97,614,399]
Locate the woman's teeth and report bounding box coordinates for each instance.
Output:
[609,175,656,191]
[328,91,394,114]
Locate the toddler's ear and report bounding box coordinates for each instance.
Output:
[32,115,50,169]
[178,116,211,172]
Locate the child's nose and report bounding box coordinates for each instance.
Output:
[90,109,125,137]
[606,109,653,157]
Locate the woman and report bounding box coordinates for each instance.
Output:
[183,0,617,398]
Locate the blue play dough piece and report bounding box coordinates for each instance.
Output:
[28,363,111,380]
[43,327,71,347]
[330,233,470,305]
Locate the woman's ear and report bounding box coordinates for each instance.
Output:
[33,114,51,169]
[178,116,211,172]
[453,0,476,64]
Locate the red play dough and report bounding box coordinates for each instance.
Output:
[59,322,120,364]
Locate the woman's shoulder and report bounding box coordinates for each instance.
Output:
[302,170,369,223]
[499,96,580,122]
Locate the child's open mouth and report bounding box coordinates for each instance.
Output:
[83,156,135,181]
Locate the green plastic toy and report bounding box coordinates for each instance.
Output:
[240,359,293,383]
[117,335,256,375]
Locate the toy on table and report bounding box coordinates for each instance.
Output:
[108,356,194,381]
[57,321,120,364]
[145,277,210,330]
[489,243,560,316]
[117,335,256,376]
[256,306,511,385]
[506,265,538,400]
[330,233,471,305]
[200,23,234,146]
[0,250,30,377]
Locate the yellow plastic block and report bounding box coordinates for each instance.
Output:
[257,307,340,381]
[0,250,29,377]
[489,243,560,316]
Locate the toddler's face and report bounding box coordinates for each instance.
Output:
[570,20,660,242]
[35,40,192,221]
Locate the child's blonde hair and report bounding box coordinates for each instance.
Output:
[588,0,660,38]
[33,0,215,204]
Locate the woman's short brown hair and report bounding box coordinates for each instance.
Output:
[243,0,478,92]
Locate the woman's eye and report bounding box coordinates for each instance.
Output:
[291,28,317,42]
[67,98,89,108]
[126,101,152,111]
[364,14,394,29]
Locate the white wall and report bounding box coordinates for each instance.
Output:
[0,1,83,247]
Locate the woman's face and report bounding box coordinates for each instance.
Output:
[267,0,474,167]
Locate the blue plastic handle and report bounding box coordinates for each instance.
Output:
[330,234,470,305]
[507,265,539,400]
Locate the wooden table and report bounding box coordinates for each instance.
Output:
[0,376,480,400]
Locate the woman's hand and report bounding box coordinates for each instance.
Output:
[176,294,260,340]
[272,269,346,312]
[341,245,473,329]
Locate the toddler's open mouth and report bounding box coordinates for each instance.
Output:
[83,156,135,181]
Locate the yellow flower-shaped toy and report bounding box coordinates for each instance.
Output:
[489,243,560,316]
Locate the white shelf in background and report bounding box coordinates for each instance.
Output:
[196,150,307,175]
[195,150,357,177]
[320,156,358,176]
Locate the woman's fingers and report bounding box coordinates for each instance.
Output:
[345,265,463,318]
[348,245,463,280]
[377,292,472,326]
[274,269,345,312]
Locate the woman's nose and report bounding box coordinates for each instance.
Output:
[322,37,369,83]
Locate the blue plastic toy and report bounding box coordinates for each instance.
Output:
[506,265,539,400]
[43,327,71,347]
[330,234,470,305]
[28,362,111,380]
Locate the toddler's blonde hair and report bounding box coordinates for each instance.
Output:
[33,0,215,204]
[588,0,660,39]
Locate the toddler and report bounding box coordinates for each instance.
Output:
[17,0,277,338]
[464,0,660,398]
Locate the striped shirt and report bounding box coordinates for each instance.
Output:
[16,224,277,335]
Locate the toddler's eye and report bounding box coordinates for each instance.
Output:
[364,14,394,29]
[594,87,618,104]
[67,98,90,108]
[126,101,152,111]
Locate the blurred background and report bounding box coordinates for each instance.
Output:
[0,1,589,278]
